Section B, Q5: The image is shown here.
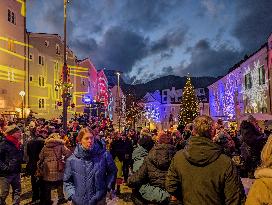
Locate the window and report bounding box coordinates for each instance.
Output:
[45,40,49,47]
[56,44,60,54]
[8,9,16,24]
[1,89,7,94]
[38,99,45,109]
[259,65,265,85]
[199,88,205,95]
[81,78,85,86]
[171,107,175,112]
[8,9,11,22]
[38,55,44,65]
[8,40,15,52]
[245,73,252,89]
[29,76,33,82]
[38,76,45,87]
[8,70,15,82]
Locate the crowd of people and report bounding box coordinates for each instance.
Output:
[0,113,271,205]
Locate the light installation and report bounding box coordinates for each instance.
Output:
[242,60,268,113]
[209,69,242,120]
[144,104,160,123]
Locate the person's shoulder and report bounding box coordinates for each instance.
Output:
[66,153,77,162]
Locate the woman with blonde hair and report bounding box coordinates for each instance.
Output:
[246,136,272,205]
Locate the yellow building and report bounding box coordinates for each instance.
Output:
[27,33,77,119]
[72,59,94,114]
[0,0,29,118]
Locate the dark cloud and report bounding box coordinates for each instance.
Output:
[123,0,184,30]
[89,26,149,73]
[162,66,174,74]
[180,39,241,77]
[136,67,145,75]
[232,0,272,54]
[150,28,186,54]
[70,37,97,59]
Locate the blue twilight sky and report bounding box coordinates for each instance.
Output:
[26,0,272,83]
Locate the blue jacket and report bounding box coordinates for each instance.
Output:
[63,142,117,205]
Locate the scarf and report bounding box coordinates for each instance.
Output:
[6,135,21,149]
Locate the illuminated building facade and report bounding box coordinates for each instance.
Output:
[140,87,208,130]
[208,33,272,120]
[0,0,29,117]
[97,70,109,107]
[73,59,95,114]
[108,85,125,129]
[27,33,77,119]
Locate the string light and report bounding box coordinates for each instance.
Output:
[179,76,199,126]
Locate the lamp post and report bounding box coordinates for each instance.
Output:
[116,72,121,132]
[62,0,69,134]
[19,91,25,118]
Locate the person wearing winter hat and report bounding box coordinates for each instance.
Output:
[246,136,272,205]
[128,131,176,204]
[0,125,23,205]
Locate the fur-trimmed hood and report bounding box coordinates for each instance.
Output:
[45,138,65,148]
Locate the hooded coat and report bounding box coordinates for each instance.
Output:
[128,144,176,189]
[37,138,71,181]
[166,136,244,205]
[246,168,272,205]
[132,144,148,172]
[63,142,117,205]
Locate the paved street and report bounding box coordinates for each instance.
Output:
[6,176,133,205]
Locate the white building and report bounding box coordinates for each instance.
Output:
[140,87,209,130]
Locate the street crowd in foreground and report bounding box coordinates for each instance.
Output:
[0,113,271,205]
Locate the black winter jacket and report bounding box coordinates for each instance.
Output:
[128,144,176,189]
[26,137,45,175]
[0,139,23,177]
[110,138,133,161]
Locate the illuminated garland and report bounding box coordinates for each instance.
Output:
[242,60,268,113]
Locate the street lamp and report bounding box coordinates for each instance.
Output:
[62,0,71,134]
[19,91,25,118]
[115,71,121,132]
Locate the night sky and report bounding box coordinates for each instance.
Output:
[26,0,272,83]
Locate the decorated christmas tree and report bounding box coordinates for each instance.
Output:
[178,76,199,127]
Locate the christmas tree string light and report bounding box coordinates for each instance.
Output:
[178,76,199,127]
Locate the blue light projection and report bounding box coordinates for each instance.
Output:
[209,70,242,120]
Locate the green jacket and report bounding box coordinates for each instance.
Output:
[166,136,244,205]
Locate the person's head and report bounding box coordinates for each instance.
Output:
[247,115,257,126]
[260,136,272,168]
[0,118,7,129]
[171,130,182,140]
[185,123,194,132]
[140,127,150,138]
[90,124,99,135]
[128,129,135,136]
[193,115,215,139]
[157,131,172,144]
[4,125,22,140]
[77,127,94,149]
